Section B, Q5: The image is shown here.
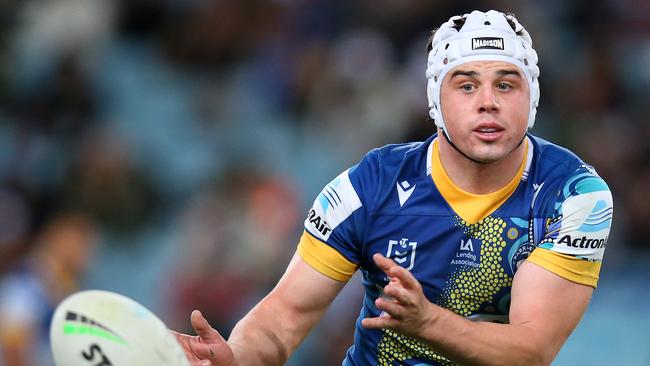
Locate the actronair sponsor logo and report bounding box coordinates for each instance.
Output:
[306,169,362,241]
[471,37,504,50]
[557,235,607,249]
[307,208,332,237]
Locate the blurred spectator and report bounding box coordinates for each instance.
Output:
[61,127,160,237]
[0,186,33,275]
[0,211,98,366]
[165,168,302,334]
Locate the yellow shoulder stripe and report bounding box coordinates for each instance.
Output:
[297,231,358,282]
[527,247,602,288]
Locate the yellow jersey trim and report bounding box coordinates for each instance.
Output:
[431,139,528,224]
[297,231,358,282]
[527,247,601,288]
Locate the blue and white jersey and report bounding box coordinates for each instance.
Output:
[297,134,613,366]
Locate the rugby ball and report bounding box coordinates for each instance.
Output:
[50,290,190,366]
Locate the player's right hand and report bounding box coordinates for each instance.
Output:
[171,310,236,366]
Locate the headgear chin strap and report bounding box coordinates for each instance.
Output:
[426,10,540,137]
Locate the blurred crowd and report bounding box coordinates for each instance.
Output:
[0,0,648,365]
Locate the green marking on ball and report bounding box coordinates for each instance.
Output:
[63,323,128,345]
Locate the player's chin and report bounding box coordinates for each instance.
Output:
[474,138,523,159]
[468,146,510,164]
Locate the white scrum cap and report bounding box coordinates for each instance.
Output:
[426,10,540,131]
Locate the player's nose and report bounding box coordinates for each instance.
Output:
[478,86,500,113]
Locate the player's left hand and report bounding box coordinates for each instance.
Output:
[361,253,436,338]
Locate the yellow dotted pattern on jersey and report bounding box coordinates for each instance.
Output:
[377,329,455,366]
[375,216,512,365]
[442,216,513,317]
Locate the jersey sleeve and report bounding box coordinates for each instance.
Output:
[298,153,377,282]
[528,165,613,288]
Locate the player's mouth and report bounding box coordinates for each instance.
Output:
[473,122,505,142]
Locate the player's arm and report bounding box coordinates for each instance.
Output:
[175,252,347,366]
[363,253,592,366]
[228,252,346,365]
[175,164,368,366]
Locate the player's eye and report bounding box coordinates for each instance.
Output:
[461,84,475,92]
[496,82,511,91]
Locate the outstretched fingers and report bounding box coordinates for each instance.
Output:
[171,311,234,366]
[191,310,225,344]
[373,253,420,290]
[191,310,236,365]
[361,313,398,329]
[170,329,211,365]
[364,253,434,335]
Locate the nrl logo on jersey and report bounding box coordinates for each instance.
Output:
[386,238,418,270]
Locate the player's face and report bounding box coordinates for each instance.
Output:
[440,61,530,163]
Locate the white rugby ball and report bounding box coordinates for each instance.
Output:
[50,290,190,366]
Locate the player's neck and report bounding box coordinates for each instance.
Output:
[437,138,526,195]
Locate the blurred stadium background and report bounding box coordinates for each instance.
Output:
[0,0,648,365]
